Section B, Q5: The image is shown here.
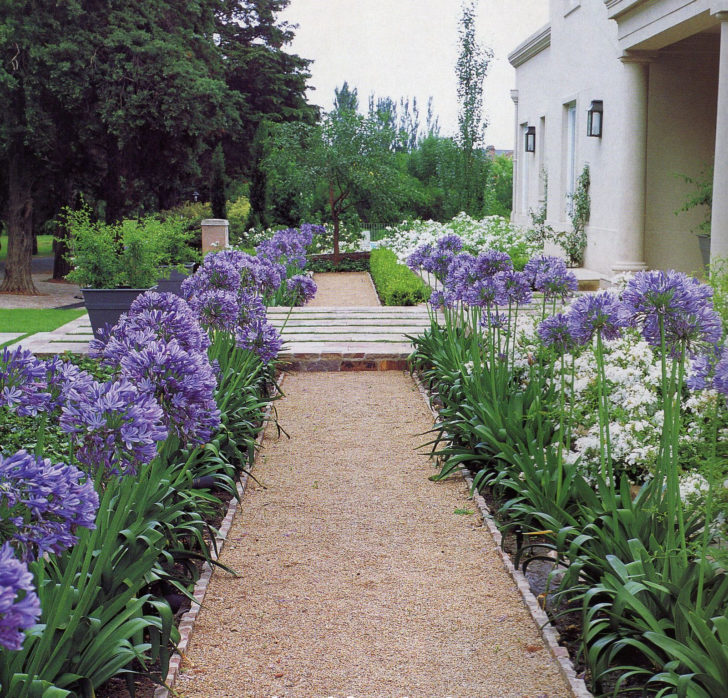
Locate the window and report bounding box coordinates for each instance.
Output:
[520,123,530,213]
[565,103,577,212]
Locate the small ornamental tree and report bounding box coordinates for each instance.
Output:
[265,110,408,262]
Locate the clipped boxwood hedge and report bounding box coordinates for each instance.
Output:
[369,248,431,306]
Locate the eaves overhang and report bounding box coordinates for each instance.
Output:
[508,24,551,68]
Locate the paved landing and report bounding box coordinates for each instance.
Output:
[8,305,432,370]
[269,305,431,371]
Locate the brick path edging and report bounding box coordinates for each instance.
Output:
[153,376,285,698]
[412,374,593,698]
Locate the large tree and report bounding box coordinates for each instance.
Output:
[0,0,315,293]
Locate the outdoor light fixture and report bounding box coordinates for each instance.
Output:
[587,100,603,138]
[525,126,536,152]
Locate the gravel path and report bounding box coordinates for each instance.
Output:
[309,272,379,306]
[177,371,571,697]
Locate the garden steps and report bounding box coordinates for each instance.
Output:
[268,305,431,371]
[7,314,93,355]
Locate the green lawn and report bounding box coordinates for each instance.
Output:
[0,308,86,347]
[0,234,55,262]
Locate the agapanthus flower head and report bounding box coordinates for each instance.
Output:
[687,348,721,391]
[299,223,325,247]
[130,290,190,317]
[189,289,240,332]
[435,234,464,254]
[257,228,308,270]
[0,450,98,562]
[538,313,578,354]
[473,250,513,278]
[622,270,722,356]
[567,291,629,344]
[406,243,433,272]
[60,378,167,476]
[494,270,532,306]
[464,277,504,308]
[253,256,286,295]
[428,290,455,311]
[0,542,41,651]
[120,339,220,446]
[198,254,244,293]
[422,248,455,281]
[711,346,728,396]
[481,312,508,329]
[286,275,317,306]
[443,252,477,300]
[238,290,267,328]
[525,255,578,300]
[235,319,283,365]
[43,357,96,413]
[0,347,50,417]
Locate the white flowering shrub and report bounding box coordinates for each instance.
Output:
[380,213,543,269]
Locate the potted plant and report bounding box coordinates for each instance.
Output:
[153,215,200,295]
[676,167,712,269]
[63,207,184,334]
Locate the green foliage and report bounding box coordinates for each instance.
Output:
[676,167,713,236]
[210,144,227,220]
[708,257,728,329]
[307,257,370,273]
[369,248,431,306]
[0,236,53,262]
[559,164,590,266]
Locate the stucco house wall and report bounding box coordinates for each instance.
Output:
[510,0,726,276]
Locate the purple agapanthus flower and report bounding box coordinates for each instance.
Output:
[60,378,167,476]
[257,228,308,270]
[428,290,455,311]
[538,313,578,354]
[567,291,628,344]
[711,346,728,395]
[687,349,720,391]
[473,250,513,278]
[299,223,325,247]
[235,319,283,365]
[286,275,317,306]
[443,252,477,300]
[481,312,509,329]
[525,256,578,300]
[0,450,99,562]
[43,357,96,414]
[119,340,220,446]
[464,277,504,308]
[0,347,51,417]
[436,234,464,254]
[407,243,433,272]
[494,270,532,306]
[622,270,722,357]
[238,290,267,328]
[189,289,240,332]
[0,542,41,651]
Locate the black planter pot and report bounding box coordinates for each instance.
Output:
[82,288,150,337]
[155,264,194,297]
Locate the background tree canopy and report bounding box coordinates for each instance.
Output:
[0,0,316,292]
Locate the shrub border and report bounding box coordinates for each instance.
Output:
[411,373,593,698]
[153,374,286,698]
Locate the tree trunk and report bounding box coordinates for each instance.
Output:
[0,143,38,294]
[329,181,340,265]
[53,229,72,280]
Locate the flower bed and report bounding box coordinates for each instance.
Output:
[369,248,431,306]
[408,240,728,696]
[0,227,317,696]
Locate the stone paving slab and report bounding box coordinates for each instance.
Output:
[0,332,23,345]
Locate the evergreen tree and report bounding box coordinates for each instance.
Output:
[210,144,227,220]
[334,81,359,115]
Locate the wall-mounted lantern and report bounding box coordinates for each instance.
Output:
[587,100,603,138]
[525,126,536,152]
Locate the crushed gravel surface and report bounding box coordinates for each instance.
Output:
[308,272,379,306]
[177,371,571,697]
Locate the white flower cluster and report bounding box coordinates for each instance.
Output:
[379,213,542,264]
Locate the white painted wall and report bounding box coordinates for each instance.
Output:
[511,0,720,275]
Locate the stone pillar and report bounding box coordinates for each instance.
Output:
[711,14,728,259]
[510,90,520,218]
[201,219,229,254]
[612,54,652,274]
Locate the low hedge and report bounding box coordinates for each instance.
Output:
[369,248,431,306]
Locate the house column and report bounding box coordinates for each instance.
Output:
[612,53,651,273]
[510,90,520,219]
[711,13,728,259]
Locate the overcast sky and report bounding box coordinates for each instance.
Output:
[279,0,549,149]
